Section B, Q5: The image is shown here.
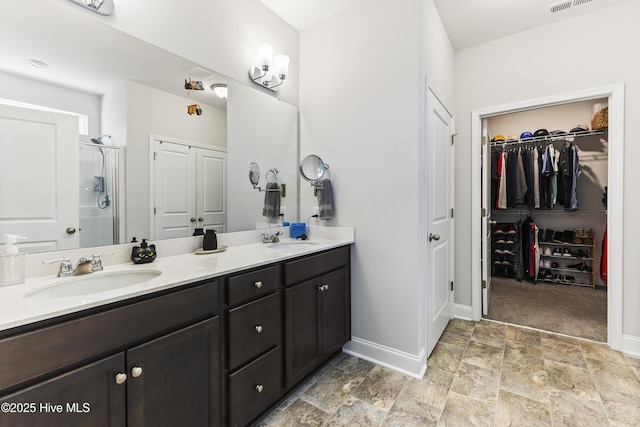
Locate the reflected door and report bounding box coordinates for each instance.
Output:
[0,105,79,252]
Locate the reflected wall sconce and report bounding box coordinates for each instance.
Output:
[67,0,115,15]
[248,44,289,92]
[210,84,228,99]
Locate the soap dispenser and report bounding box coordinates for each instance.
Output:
[203,229,218,251]
[131,239,157,264]
[0,234,26,286]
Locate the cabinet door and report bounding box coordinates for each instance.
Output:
[284,278,321,387]
[0,353,125,427]
[127,317,221,427]
[321,267,350,358]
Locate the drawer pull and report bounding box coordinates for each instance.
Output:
[255,384,264,393]
[254,280,263,289]
[115,373,127,385]
[255,325,263,333]
[131,366,143,378]
[318,284,329,292]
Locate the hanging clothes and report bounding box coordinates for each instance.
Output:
[498,152,507,209]
[600,226,608,285]
[569,145,581,210]
[516,148,528,204]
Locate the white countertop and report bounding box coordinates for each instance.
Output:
[0,226,354,332]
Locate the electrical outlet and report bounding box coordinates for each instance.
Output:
[312,206,319,216]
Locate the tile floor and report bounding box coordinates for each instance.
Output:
[257,319,640,426]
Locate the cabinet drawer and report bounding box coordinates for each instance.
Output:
[285,246,349,286]
[227,265,281,306]
[0,280,219,393]
[228,293,281,370]
[229,347,281,427]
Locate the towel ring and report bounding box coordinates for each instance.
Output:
[247,162,285,196]
[266,168,279,184]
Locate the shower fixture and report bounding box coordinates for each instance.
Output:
[90,135,111,145]
[66,0,115,16]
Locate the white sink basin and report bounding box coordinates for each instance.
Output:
[24,270,162,299]
[266,241,319,250]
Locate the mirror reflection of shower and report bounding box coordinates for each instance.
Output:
[90,135,111,209]
[80,138,121,248]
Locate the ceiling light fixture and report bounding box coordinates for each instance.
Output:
[211,84,228,99]
[249,44,289,92]
[66,0,115,16]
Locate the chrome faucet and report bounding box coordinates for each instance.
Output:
[261,231,283,243]
[43,253,113,277]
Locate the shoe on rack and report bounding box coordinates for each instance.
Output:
[494,249,503,255]
[572,227,584,244]
[562,230,575,243]
[562,248,572,257]
[544,260,552,269]
[494,225,505,234]
[571,249,589,258]
[552,231,564,243]
[583,227,594,245]
[494,255,503,265]
[552,248,562,256]
[551,262,560,268]
[505,224,516,234]
[495,238,506,244]
[543,247,552,256]
[505,239,515,245]
[502,249,515,256]
[544,229,555,242]
[565,275,575,283]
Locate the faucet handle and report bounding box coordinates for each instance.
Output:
[90,252,114,272]
[43,257,73,277]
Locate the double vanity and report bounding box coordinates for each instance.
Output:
[0,227,354,426]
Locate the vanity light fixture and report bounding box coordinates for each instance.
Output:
[210,83,228,99]
[249,44,289,92]
[66,0,115,16]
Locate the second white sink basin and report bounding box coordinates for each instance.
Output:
[24,270,162,299]
[266,241,319,250]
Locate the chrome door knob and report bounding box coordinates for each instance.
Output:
[115,373,127,384]
[254,280,263,289]
[255,384,264,393]
[198,217,204,222]
[428,233,440,241]
[66,227,76,234]
[255,325,263,333]
[190,217,197,222]
[131,366,143,378]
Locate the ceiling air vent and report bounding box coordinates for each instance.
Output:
[549,0,595,15]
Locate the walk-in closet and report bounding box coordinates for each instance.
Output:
[484,99,609,342]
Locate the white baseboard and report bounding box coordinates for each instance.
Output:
[453,303,473,320]
[343,337,426,379]
[622,334,640,357]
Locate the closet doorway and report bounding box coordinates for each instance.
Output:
[471,84,624,350]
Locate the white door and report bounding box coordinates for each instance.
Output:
[481,119,493,315]
[0,105,79,252]
[153,140,197,239]
[196,148,227,233]
[426,88,454,355]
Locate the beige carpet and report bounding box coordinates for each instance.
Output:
[486,276,607,342]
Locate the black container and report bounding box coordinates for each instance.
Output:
[203,229,218,251]
[193,228,204,236]
[131,239,157,264]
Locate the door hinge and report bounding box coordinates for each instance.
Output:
[481,208,487,217]
[153,152,158,160]
[450,281,454,291]
[482,136,488,146]
[482,280,487,289]
[451,208,454,218]
[153,207,156,215]
[451,133,457,146]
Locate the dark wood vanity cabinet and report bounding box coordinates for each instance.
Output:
[0,280,222,427]
[0,244,351,427]
[283,247,351,388]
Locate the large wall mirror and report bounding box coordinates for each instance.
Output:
[0,0,298,254]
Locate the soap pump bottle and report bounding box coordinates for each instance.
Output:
[0,234,26,286]
[131,239,157,264]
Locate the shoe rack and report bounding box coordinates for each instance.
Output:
[492,223,519,278]
[538,232,596,289]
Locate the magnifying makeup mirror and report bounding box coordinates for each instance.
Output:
[299,155,326,183]
[249,162,260,187]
